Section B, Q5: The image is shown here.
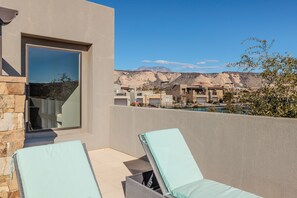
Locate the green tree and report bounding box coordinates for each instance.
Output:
[230,38,297,118]
[223,92,238,113]
[223,92,234,103]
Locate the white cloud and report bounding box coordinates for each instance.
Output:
[143,59,198,69]
[205,59,219,62]
[196,60,219,65]
[142,59,223,71]
[196,61,206,65]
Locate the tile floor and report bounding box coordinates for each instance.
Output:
[88,148,151,198]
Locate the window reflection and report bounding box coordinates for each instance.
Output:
[28,46,81,131]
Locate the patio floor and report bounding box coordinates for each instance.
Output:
[88,148,151,198]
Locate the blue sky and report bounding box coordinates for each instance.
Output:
[91,0,297,73]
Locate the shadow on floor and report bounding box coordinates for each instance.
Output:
[124,155,152,174]
[122,155,152,195]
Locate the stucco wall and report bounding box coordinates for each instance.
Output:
[0,0,114,150]
[110,106,297,198]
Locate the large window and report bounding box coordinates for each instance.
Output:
[27,46,81,131]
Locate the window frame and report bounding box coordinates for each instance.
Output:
[26,44,83,132]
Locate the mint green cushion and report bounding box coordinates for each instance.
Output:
[15,141,102,198]
[142,128,204,193]
[172,179,261,198]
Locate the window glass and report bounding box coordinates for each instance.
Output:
[28,46,81,131]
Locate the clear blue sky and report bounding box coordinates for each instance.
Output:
[91,0,297,73]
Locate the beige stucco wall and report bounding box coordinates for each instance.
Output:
[0,0,114,150]
[110,106,297,198]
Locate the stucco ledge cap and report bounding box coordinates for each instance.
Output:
[0,76,26,83]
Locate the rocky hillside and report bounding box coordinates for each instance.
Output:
[114,70,262,89]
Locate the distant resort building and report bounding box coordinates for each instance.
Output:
[114,83,250,107]
[114,85,173,107]
[167,84,225,104]
[114,85,132,106]
[207,86,224,102]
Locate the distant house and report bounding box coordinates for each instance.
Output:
[168,84,208,104]
[208,86,224,102]
[161,94,173,107]
[167,84,228,104]
[186,85,208,104]
[144,91,173,107]
[114,86,174,107]
[131,90,152,104]
[167,84,188,105]
[114,85,134,106]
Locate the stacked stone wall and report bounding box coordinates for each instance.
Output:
[0,76,26,198]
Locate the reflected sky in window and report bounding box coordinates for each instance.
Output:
[28,47,80,83]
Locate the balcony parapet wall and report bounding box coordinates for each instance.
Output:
[0,76,25,198]
[110,105,297,198]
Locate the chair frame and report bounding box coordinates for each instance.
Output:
[137,130,261,198]
[138,134,174,197]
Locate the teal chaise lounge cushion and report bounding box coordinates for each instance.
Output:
[172,179,258,198]
[13,141,102,198]
[141,128,203,192]
[140,128,261,198]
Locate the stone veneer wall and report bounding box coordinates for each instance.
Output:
[0,76,26,198]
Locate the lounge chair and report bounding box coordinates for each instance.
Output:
[138,128,262,198]
[12,141,102,198]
